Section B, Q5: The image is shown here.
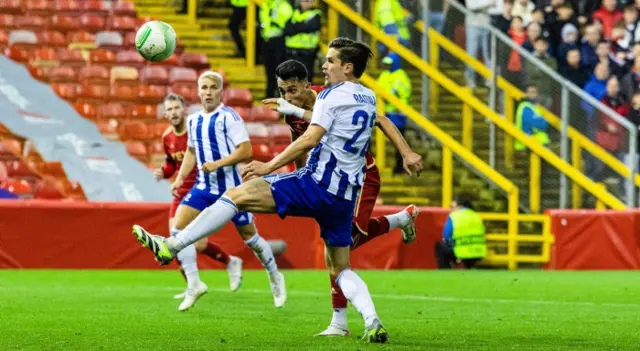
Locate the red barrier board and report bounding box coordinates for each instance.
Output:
[0,200,448,270]
[546,209,640,270]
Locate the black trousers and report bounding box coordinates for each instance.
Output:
[434,241,480,269]
[228,6,247,56]
[263,37,286,98]
[287,48,317,82]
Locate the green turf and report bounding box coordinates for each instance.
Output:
[1,270,639,350]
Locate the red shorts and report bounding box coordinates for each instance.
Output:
[352,163,381,235]
[169,186,192,218]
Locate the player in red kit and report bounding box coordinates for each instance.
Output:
[154,94,243,305]
[264,60,424,336]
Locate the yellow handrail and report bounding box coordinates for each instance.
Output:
[322,0,623,209]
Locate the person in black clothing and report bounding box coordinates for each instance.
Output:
[228,1,248,57]
[546,3,579,57]
[561,48,590,88]
[492,0,514,34]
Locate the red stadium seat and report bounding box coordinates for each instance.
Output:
[149,53,179,67]
[231,106,252,121]
[125,140,148,161]
[170,84,198,103]
[0,162,7,183]
[63,179,86,200]
[30,47,58,65]
[0,0,22,14]
[123,32,136,48]
[0,14,15,30]
[269,124,291,144]
[27,64,46,81]
[252,144,272,162]
[130,104,157,121]
[78,14,105,33]
[108,16,136,32]
[110,84,139,104]
[111,66,139,86]
[51,83,79,102]
[170,67,198,85]
[222,88,253,107]
[89,49,116,66]
[113,1,137,17]
[272,143,288,156]
[0,139,22,159]
[77,83,109,103]
[40,161,66,178]
[56,48,85,67]
[250,106,280,123]
[67,31,95,44]
[54,0,81,15]
[4,160,41,179]
[115,49,145,67]
[78,66,110,84]
[48,66,77,83]
[0,30,8,50]
[138,85,167,104]
[2,178,33,197]
[140,66,169,86]
[246,122,270,144]
[97,103,127,120]
[49,15,77,32]
[14,15,46,31]
[81,0,109,16]
[34,176,65,199]
[73,103,97,120]
[148,122,170,138]
[36,31,66,48]
[5,46,29,63]
[25,0,53,14]
[180,53,209,70]
[96,120,119,140]
[95,31,123,51]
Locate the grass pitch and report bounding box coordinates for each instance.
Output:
[1,270,639,350]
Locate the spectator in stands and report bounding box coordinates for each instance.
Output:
[581,24,602,71]
[514,84,550,152]
[528,37,557,108]
[623,92,640,188]
[598,76,629,158]
[284,0,321,82]
[522,21,543,52]
[493,0,514,34]
[426,0,448,33]
[435,194,486,270]
[621,54,640,101]
[611,20,633,59]
[228,0,247,58]
[465,0,496,88]
[623,5,640,44]
[592,0,624,39]
[574,0,602,25]
[507,16,527,89]
[557,23,579,68]
[546,3,578,56]
[512,0,535,25]
[531,6,552,40]
[596,40,626,78]
[562,48,590,88]
[583,62,610,118]
[260,0,293,98]
[375,0,411,57]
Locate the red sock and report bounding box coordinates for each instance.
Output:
[351,216,391,250]
[201,242,231,265]
[330,276,348,309]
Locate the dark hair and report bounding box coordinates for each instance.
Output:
[534,37,548,44]
[455,194,474,210]
[328,37,373,78]
[512,16,523,23]
[526,83,539,90]
[624,4,637,12]
[567,47,580,54]
[275,59,308,82]
[164,93,185,106]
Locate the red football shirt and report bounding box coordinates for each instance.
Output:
[284,85,375,167]
[161,126,197,189]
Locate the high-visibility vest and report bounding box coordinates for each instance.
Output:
[230,0,247,7]
[260,0,293,40]
[376,69,411,113]
[514,101,550,151]
[375,0,410,41]
[285,9,321,50]
[450,208,487,259]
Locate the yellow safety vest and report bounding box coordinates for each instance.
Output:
[514,101,550,151]
[230,0,247,7]
[450,208,487,259]
[376,69,411,113]
[285,9,321,50]
[260,0,293,40]
[375,0,410,41]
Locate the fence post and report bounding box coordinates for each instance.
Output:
[489,31,497,169]
[626,127,637,207]
[429,34,439,113]
[356,0,363,42]
[188,0,197,25]
[530,153,540,213]
[507,189,519,270]
[504,92,514,170]
[560,86,569,209]
[376,95,386,169]
[246,0,256,69]
[421,0,429,118]
[442,146,452,208]
[572,139,582,208]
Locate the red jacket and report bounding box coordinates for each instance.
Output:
[592,5,624,39]
[598,95,629,152]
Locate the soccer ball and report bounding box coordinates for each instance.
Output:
[135,21,177,62]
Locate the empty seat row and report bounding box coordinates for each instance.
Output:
[0,0,136,17]
[0,14,142,33]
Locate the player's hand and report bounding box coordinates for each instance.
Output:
[262,98,305,118]
[403,151,424,177]
[242,160,271,180]
[202,162,219,173]
[153,168,164,181]
[171,178,184,197]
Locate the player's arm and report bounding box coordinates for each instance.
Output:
[154,141,176,180]
[176,147,197,181]
[376,113,424,176]
[202,141,252,173]
[263,98,313,123]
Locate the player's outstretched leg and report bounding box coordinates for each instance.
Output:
[315,276,350,337]
[385,205,420,244]
[171,228,208,311]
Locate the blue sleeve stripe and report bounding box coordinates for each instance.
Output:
[318,82,345,100]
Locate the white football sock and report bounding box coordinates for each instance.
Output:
[331,308,348,328]
[336,269,378,328]
[172,228,200,290]
[171,196,239,251]
[244,233,278,273]
[385,210,411,230]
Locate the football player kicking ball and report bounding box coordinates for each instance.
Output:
[145,72,286,312]
[132,37,391,343]
[154,93,243,303]
[264,59,423,337]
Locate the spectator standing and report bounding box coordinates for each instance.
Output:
[493,0,514,34]
[228,0,248,57]
[465,0,495,88]
[546,3,578,56]
[621,55,640,101]
[522,21,543,52]
[598,76,629,158]
[507,16,527,89]
[512,0,535,25]
[528,37,557,108]
[580,24,602,71]
[284,0,321,82]
[561,48,590,88]
[557,23,579,69]
[592,0,624,39]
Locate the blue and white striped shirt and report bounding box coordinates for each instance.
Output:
[187,103,249,195]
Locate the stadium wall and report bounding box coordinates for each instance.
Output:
[0,200,447,270]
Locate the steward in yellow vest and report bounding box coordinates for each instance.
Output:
[284,0,321,81]
[260,0,293,97]
[375,0,410,56]
[514,85,550,151]
[435,194,486,269]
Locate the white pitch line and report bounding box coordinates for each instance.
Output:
[167,287,640,309]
